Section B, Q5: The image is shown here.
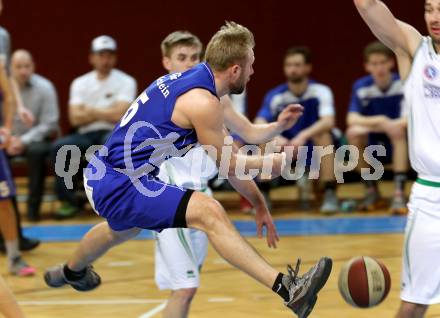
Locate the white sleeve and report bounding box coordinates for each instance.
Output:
[116,77,137,103]
[68,78,85,106]
[316,85,335,117]
[400,97,409,117]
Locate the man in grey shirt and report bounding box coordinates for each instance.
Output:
[0,0,40,253]
[7,50,59,221]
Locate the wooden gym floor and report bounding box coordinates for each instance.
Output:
[2,180,440,318]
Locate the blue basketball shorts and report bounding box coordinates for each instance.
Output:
[84,164,194,232]
[0,150,15,200]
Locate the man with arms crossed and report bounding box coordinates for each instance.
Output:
[156,31,314,318]
[354,0,440,317]
[45,22,332,318]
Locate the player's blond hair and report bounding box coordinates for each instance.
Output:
[205,21,255,71]
[161,31,203,57]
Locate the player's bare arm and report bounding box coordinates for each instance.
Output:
[228,173,279,248]
[354,0,422,78]
[0,62,15,146]
[227,141,279,248]
[222,95,303,144]
[173,88,285,176]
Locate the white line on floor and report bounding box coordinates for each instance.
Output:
[137,302,167,318]
[208,297,235,302]
[19,299,165,306]
[107,261,135,267]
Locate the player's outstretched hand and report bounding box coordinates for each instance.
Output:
[276,104,304,131]
[255,205,279,248]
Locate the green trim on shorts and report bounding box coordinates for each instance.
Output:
[177,228,197,266]
[416,178,440,188]
[404,209,417,285]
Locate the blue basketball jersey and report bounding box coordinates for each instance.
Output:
[348,73,403,118]
[99,63,217,176]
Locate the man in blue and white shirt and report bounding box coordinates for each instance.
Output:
[255,46,338,213]
[346,41,407,214]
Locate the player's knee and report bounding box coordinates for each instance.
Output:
[173,288,197,305]
[108,226,141,244]
[396,302,427,318]
[203,199,228,228]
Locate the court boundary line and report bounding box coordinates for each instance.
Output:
[22,216,407,242]
[138,302,167,318]
[19,299,165,306]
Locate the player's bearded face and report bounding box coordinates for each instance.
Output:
[230,53,254,94]
[425,1,440,43]
[229,69,246,94]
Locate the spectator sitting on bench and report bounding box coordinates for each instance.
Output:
[7,49,59,222]
[51,35,137,219]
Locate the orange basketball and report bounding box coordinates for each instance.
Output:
[338,256,391,308]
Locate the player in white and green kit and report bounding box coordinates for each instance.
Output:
[355,0,440,317]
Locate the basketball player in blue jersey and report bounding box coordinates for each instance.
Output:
[346,41,407,214]
[155,31,317,318]
[0,23,30,315]
[0,48,35,278]
[355,0,440,317]
[255,46,339,214]
[44,22,332,317]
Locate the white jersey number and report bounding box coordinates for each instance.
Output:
[120,91,149,127]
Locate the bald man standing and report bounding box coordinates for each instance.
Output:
[7,50,59,221]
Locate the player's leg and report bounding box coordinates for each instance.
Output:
[187,192,276,286]
[44,222,141,290]
[0,199,36,277]
[0,274,26,318]
[311,131,338,214]
[45,173,186,291]
[0,152,35,277]
[163,288,197,318]
[67,222,141,271]
[399,183,440,317]
[346,125,381,209]
[156,229,201,318]
[386,124,408,214]
[185,191,332,315]
[395,301,428,318]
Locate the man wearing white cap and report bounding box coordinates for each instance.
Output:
[51,35,137,219]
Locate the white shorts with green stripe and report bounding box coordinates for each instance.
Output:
[154,188,211,291]
[401,180,440,304]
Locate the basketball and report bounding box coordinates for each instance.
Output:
[338,256,391,308]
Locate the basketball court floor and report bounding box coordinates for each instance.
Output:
[3,180,440,318]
